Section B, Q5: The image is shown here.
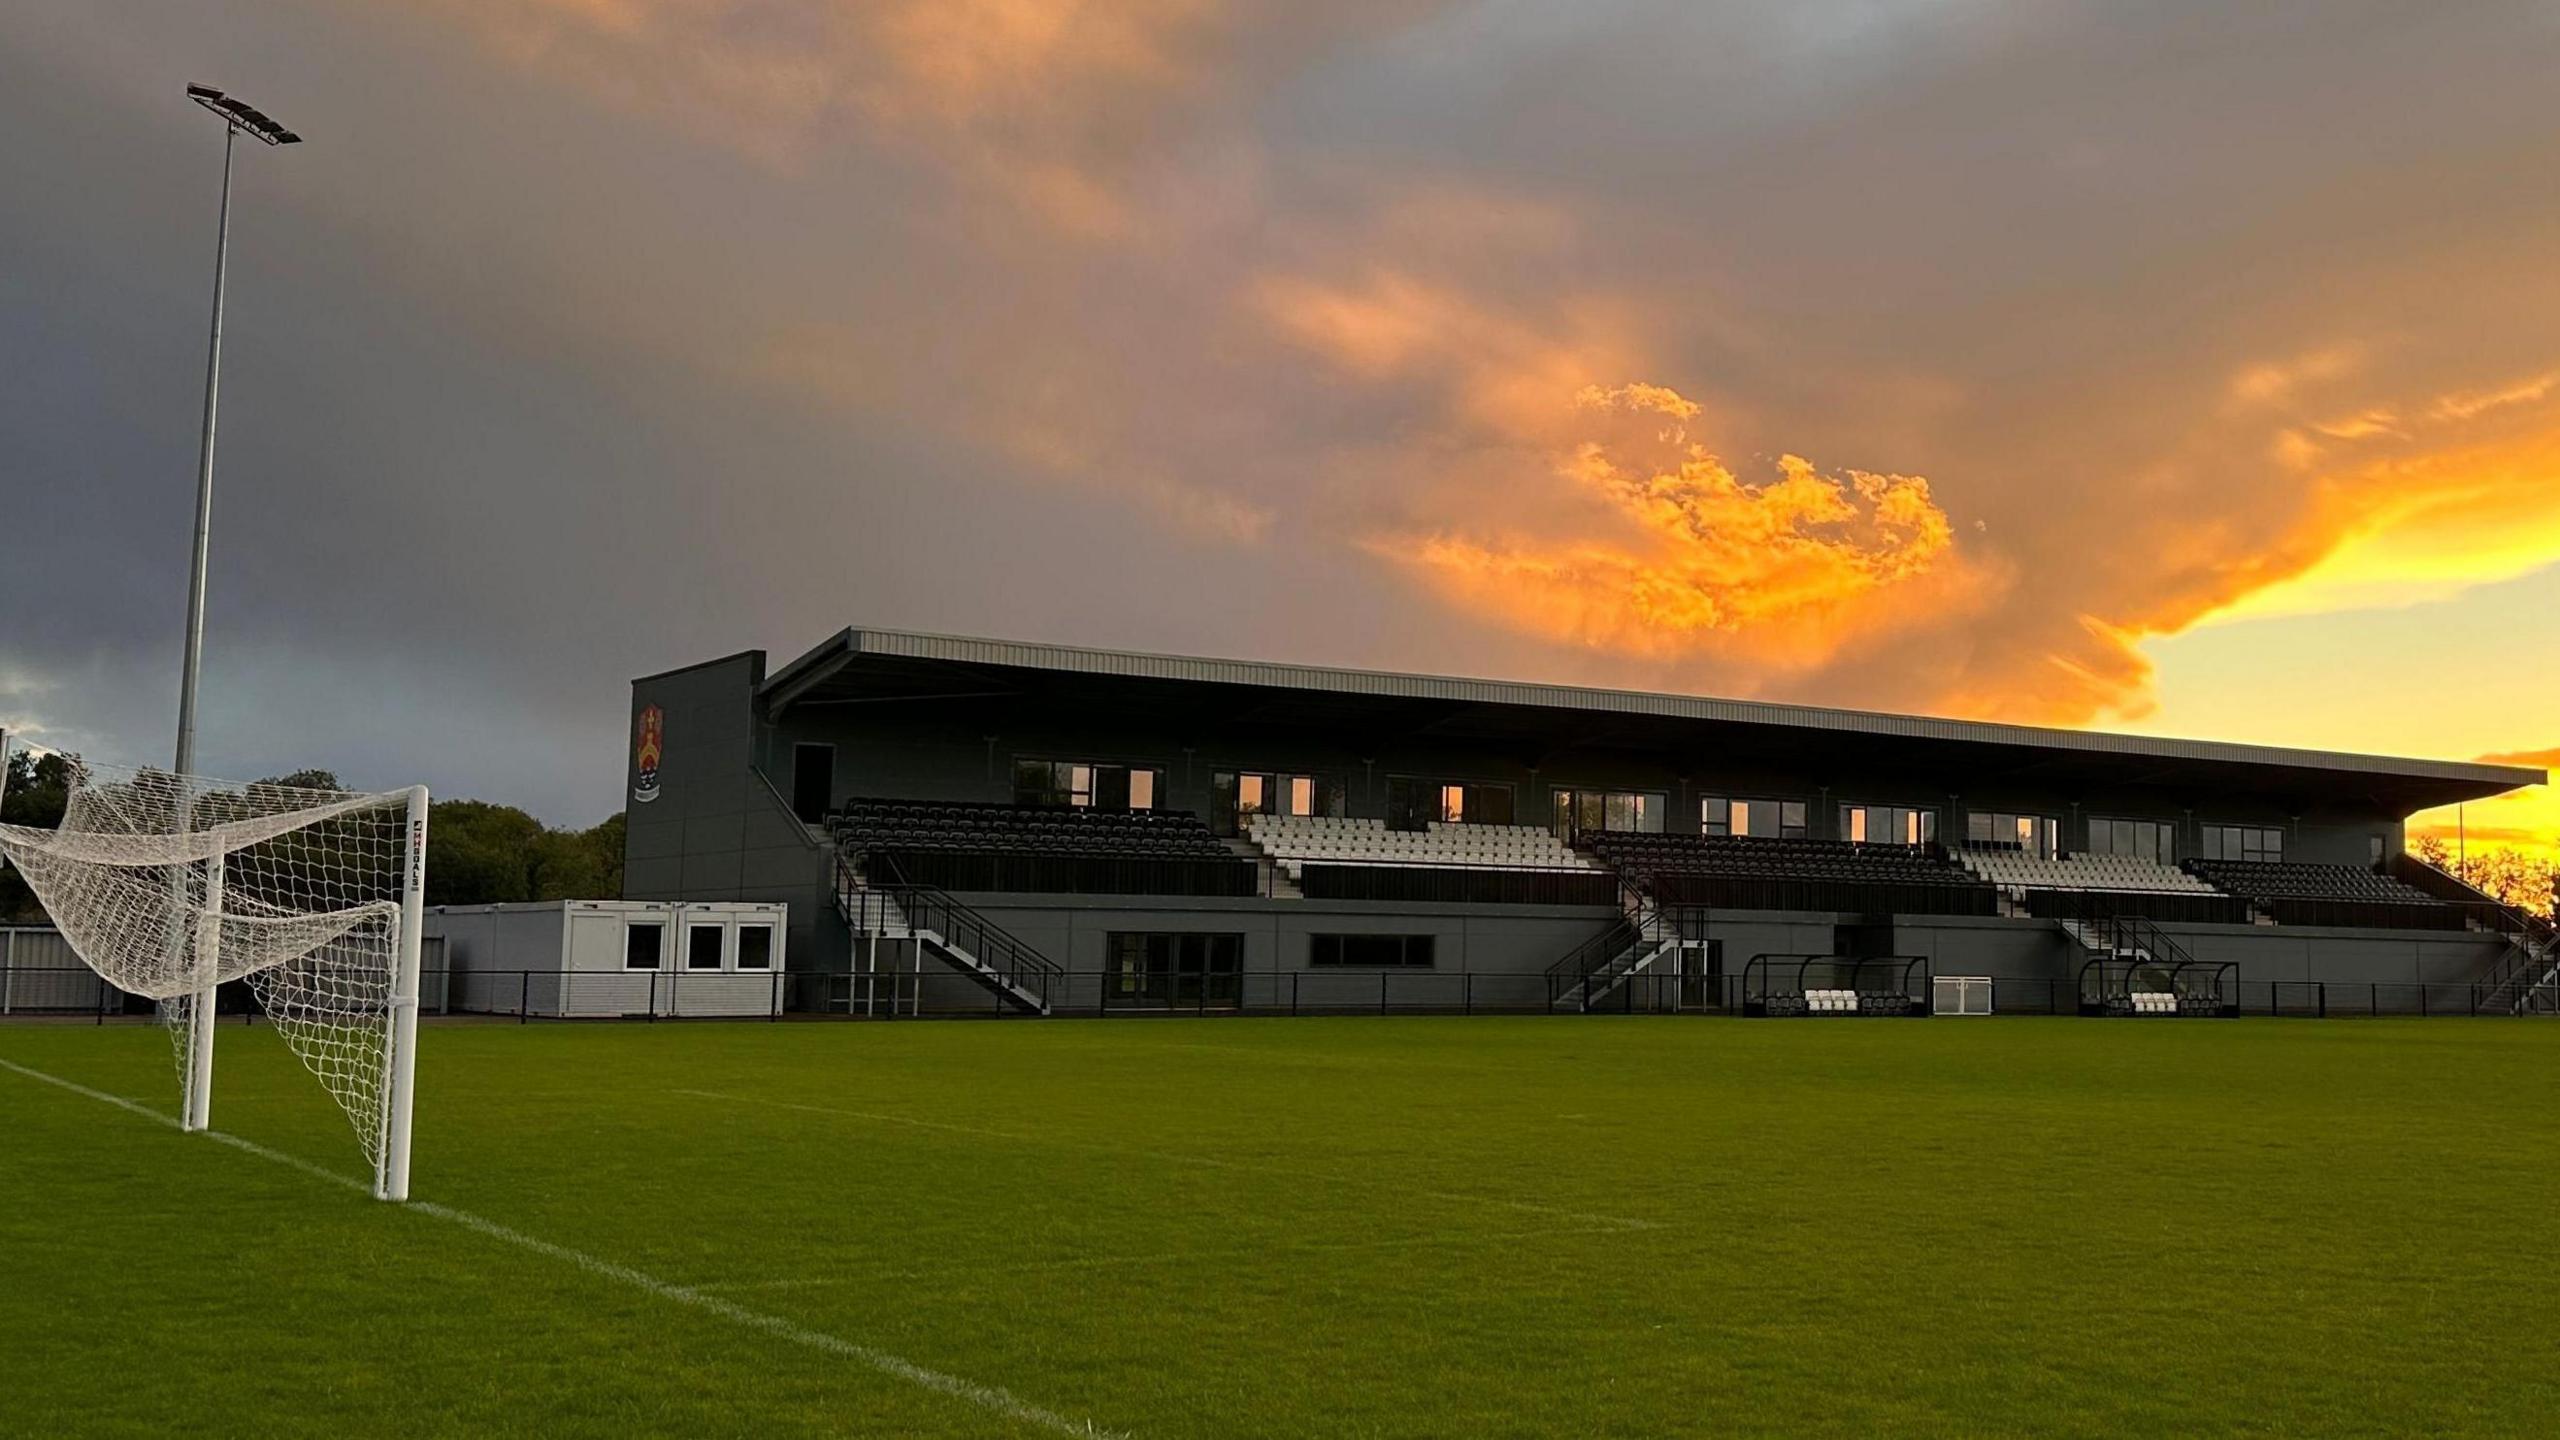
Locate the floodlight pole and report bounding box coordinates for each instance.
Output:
[175,121,233,787]
[173,87,301,1133]
[173,121,234,1132]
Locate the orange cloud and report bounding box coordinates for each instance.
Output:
[409,0,1218,232]
[1376,438,1970,667]
[2478,746,2560,771]
[2226,344,2364,408]
[1258,267,2022,692]
[2407,746,2555,864]
[2430,373,2558,422]
[2199,385,2560,623]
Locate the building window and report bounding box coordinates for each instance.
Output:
[1839,803,1936,847]
[1965,811,2061,858]
[2086,816,2177,863]
[1700,795,1808,839]
[685,925,725,971]
[1386,777,1514,831]
[1107,932,1243,1004]
[736,926,775,971]
[1310,934,1437,968]
[623,922,664,971]
[2199,824,2285,863]
[1552,789,1666,840]
[1211,770,1347,836]
[1012,759,1165,811]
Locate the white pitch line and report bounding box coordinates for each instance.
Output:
[673,1088,1661,1232]
[0,1057,1125,1440]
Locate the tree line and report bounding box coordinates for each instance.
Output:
[1,752,624,922]
[2410,835,2559,921]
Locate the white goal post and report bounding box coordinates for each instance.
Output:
[0,730,430,1201]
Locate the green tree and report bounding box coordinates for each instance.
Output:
[257,769,345,792]
[425,800,627,906]
[1,751,76,923]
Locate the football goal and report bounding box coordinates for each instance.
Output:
[0,736,429,1200]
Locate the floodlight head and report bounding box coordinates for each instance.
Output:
[187,83,302,146]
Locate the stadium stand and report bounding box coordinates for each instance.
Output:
[2184,859,2462,929]
[1592,834,1997,915]
[629,628,2546,1016]
[831,797,1255,896]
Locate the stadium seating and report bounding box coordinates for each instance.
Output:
[1244,815,1604,877]
[830,797,1252,896]
[2184,859,2440,905]
[1955,848,2220,897]
[2183,859,2462,929]
[834,797,1231,859]
[1591,834,1995,914]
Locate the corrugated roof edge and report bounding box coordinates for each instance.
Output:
[758,626,2544,790]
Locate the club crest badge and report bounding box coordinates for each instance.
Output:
[633,705,664,803]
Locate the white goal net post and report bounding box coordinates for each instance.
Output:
[0,730,430,1202]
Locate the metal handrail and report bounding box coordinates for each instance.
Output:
[1543,915,1640,1006]
[870,856,1062,1006]
[834,852,1063,1011]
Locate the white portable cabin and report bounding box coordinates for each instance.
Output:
[423,900,787,1019]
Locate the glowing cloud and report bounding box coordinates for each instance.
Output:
[1367,384,1978,668]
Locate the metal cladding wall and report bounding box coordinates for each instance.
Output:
[837,895,2513,1016]
[622,653,838,970]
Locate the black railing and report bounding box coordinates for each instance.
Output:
[2023,887,2251,926]
[1635,872,1997,916]
[1543,915,1640,1010]
[13,965,2560,1023]
[2257,896,2468,931]
[2388,854,2557,1010]
[862,847,1257,898]
[1296,863,1618,906]
[842,854,1065,1013]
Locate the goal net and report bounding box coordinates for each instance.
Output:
[0,746,428,1200]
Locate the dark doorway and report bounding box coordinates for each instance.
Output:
[1681,939,1724,1010]
[791,744,834,824]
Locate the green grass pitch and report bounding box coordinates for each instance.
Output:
[5,1016,2558,1437]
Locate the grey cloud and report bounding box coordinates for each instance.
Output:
[6,0,2559,820]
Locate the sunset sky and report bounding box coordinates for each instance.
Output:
[2,2,2555,847]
